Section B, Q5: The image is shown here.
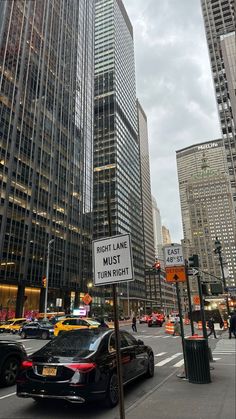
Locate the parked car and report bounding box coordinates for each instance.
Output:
[16,328,154,406]
[0,340,27,387]
[147,314,165,327]
[54,317,100,336]
[0,318,27,334]
[19,322,54,340]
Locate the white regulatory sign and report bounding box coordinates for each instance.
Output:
[92,234,134,286]
[164,244,184,267]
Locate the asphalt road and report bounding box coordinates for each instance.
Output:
[0,323,221,419]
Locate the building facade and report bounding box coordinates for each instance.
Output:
[162,226,171,245]
[152,196,163,260]
[0,0,94,319]
[137,100,155,268]
[176,140,236,287]
[201,0,236,206]
[93,0,145,309]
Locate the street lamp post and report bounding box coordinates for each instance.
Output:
[44,239,54,320]
[214,237,230,316]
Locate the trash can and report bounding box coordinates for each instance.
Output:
[185,337,211,384]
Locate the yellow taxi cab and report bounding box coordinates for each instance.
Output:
[54,317,100,336]
[0,318,27,334]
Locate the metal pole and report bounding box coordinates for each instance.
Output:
[44,239,54,320]
[218,251,230,316]
[185,260,194,335]
[196,272,208,340]
[107,194,125,419]
[175,278,188,379]
[158,270,163,311]
[127,282,130,317]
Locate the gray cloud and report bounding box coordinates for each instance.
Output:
[125,0,221,242]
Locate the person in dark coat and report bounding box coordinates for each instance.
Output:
[132,315,137,332]
[229,311,236,339]
[98,318,109,328]
[207,317,217,338]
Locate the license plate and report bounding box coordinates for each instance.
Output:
[42,366,57,376]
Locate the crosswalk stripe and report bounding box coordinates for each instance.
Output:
[155,352,167,357]
[155,353,182,367]
[173,359,184,368]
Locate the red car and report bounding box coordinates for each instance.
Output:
[147,314,165,327]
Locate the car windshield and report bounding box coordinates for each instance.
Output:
[4,320,14,325]
[41,330,105,356]
[39,321,53,327]
[87,320,100,326]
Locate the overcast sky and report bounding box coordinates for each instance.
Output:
[124,0,221,243]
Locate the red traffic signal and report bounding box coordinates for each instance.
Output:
[153,261,161,271]
[42,276,47,288]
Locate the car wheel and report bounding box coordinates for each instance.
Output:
[148,323,152,327]
[145,353,154,378]
[106,372,119,408]
[21,331,26,339]
[0,356,20,386]
[41,331,48,340]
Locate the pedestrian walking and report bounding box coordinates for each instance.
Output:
[173,315,180,336]
[229,310,236,339]
[207,317,217,338]
[98,318,109,328]
[132,315,137,332]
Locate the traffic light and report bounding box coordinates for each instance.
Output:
[42,276,47,288]
[188,254,199,268]
[153,261,161,272]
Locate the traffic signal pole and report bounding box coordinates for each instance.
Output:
[185,260,194,336]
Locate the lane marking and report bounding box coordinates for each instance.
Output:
[155,353,182,367]
[173,359,184,368]
[213,358,221,360]
[162,336,170,339]
[0,392,16,400]
[155,352,167,357]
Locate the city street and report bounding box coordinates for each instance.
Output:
[0,324,235,419]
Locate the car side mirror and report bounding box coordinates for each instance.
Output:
[137,339,144,345]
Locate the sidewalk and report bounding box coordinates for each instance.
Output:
[126,334,236,419]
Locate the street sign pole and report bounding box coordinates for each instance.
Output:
[185,260,194,336]
[107,194,125,419]
[175,276,188,379]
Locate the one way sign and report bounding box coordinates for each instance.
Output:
[188,268,199,276]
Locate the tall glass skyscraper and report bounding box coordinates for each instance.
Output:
[201,0,236,206]
[137,100,155,268]
[0,0,94,318]
[93,0,145,306]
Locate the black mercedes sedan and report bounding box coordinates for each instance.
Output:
[19,321,54,340]
[16,329,154,407]
[0,340,27,387]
